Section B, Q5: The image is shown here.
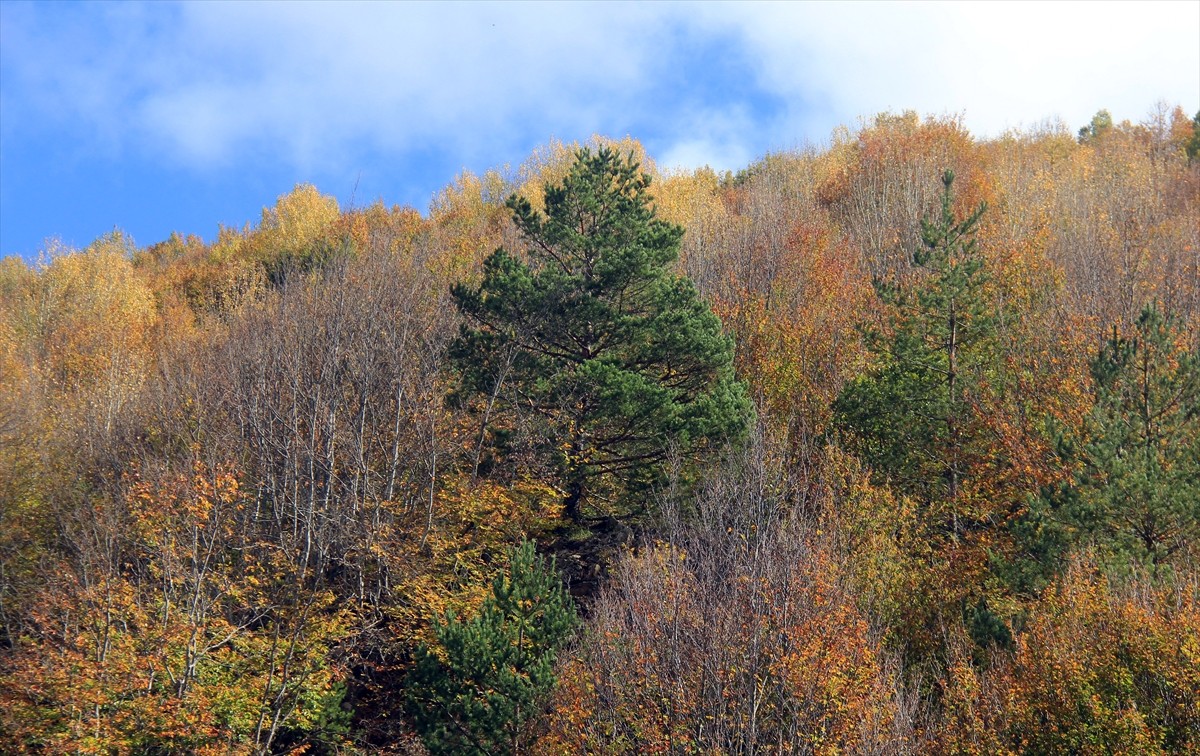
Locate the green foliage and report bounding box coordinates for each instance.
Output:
[263,233,354,287]
[830,171,1031,669]
[1019,304,1199,591]
[1186,110,1200,160]
[942,562,1200,756]
[965,597,1013,654]
[833,170,994,516]
[5,119,1200,753]
[997,489,1073,596]
[1069,304,1200,571]
[406,541,576,756]
[1078,108,1114,143]
[450,147,752,522]
[272,681,354,755]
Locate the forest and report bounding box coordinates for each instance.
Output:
[0,106,1198,754]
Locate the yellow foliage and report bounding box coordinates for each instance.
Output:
[513,135,656,215]
[937,560,1200,754]
[1,462,354,754]
[255,183,341,257]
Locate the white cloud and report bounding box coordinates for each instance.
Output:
[139,2,680,169]
[659,137,753,175]
[4,1,675,170]
[698,0,1200,143]
[652,98,763,174]
[3,0,1197,178]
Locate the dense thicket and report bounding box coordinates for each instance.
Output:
[1,107,1197,753]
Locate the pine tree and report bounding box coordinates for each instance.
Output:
[450,147,752,523]
[831,171,1022,658]
[833,170,995,526]
[1185,110,1200,161]
[406,541,576,756]
[1070,304,1200,570]
[1078,108,1114,143]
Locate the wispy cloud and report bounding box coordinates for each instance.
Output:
[4,1,1196,175]
[5,2,680,171]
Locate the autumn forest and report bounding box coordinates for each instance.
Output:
[1,107,1198,754]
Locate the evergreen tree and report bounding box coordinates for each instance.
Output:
[832,171,1022,658]
[1069,304,1200,570]
[1078,108,1114,143]
[450,147,752,523]
[406,541,576,756]
[1187,110,1200,161]
[833,170,995,527]
[1015,305,1200,591]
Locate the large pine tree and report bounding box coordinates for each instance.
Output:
[450,147,752,523]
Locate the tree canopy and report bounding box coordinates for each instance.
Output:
[450,146,752,523]
[3,111,1199,753]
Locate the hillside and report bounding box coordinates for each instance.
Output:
[1,109,1198,754]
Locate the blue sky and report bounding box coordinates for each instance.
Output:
[2,1,1198,261]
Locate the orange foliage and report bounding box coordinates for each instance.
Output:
[712,219,871,462]
[818,112,990,281]
[2,114,1198,751]
[938,561,1200,755]
[541,535,904,754]
[0,462,353,754]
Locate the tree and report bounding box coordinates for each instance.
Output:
[833,170,994,519]
[450,147,752,523]
[831,170,1025,661]
[541,441,903,754]
[405,541,576,756]
[1069,303,1200,570]
[0,463,353,755]
[1078,109,1114,143]
[1006,304,1199,594]
[1187,110,1200,161]
[937,560,1200,755]
[247,183,343,285]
